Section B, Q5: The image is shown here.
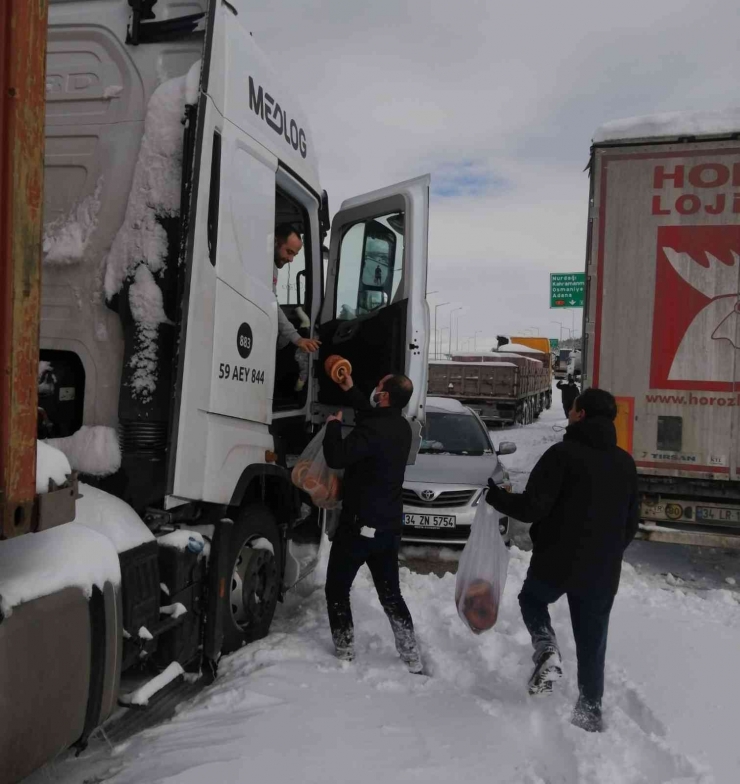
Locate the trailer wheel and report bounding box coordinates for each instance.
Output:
[545,391,552,410]
[222,503,282,654]
[515,404,524,425]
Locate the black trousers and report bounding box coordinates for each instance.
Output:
[325,525,419,664]
[518,573,615,705]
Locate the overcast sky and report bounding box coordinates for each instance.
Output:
[245,0,740,351]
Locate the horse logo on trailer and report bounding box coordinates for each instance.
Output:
[650,225,740,391]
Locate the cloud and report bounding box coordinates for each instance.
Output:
[241,0,740,340]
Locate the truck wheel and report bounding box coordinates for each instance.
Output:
[222,503,282,654]
[545,392,552,410]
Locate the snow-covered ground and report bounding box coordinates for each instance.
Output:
[29,390,740,784]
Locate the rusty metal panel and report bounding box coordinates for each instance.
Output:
[589,141,740,482]
[0,0,48,538]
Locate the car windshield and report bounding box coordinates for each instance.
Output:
[419,411,493,456]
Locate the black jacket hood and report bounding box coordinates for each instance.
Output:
[564,416,617,451]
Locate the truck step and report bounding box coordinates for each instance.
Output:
[102,674,205,745]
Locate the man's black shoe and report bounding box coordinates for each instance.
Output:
[527,648,562,696]
[571,698,604,732]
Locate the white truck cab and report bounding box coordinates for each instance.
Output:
[1,2,430,779]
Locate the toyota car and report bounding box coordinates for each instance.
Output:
[402,397,516,545]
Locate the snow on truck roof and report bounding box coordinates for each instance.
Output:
[429,360,517,368]
[594,108,740,144]
[498,343,546,354]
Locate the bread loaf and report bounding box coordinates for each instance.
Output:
[456,578,499,633]
[324,354,352,384]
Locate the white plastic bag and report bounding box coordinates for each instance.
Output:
[455,502,510,634]
[291,426,342,510]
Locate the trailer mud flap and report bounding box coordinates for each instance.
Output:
[203,517,234,666]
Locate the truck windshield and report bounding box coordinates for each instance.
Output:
[420,412,493,456]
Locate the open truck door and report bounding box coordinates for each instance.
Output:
[316,176,430,434]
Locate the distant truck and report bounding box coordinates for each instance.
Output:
[554,348,572,379]
[583,110,740,548]
[429,347,551,425]
[504,336,555,380]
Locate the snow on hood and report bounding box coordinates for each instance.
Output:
[0,522,121,618]
[47,426,121,477]
[36,440,71,494]
[405,452,502,487]
[594,108,740,143]
[73,482,154,553]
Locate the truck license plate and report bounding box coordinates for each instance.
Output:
[696,506,740,525]
[403,514,456,529]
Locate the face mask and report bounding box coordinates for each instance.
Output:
[369,389,379,407]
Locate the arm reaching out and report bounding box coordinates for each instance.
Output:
[486,445,566,523]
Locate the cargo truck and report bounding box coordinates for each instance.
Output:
[0,1,430,780]
[503,335,555,380]
[583,110,740,549]
[429,349,550,425]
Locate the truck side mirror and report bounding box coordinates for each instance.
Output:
[496,441,517,456]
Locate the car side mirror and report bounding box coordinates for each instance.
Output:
[496,441,517,456]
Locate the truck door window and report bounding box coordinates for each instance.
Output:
[335,212,404,320]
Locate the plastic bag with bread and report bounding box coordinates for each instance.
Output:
[454,502,510,634]
[290,426,343,510]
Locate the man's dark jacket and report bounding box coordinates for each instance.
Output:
[323,386,411,533]
[487,416,639,595]
[556,380,580,412]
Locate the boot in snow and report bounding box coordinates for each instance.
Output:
[571,697,603,732]
[332,629,354,662]
[403,654,424,675]
[527,647,562,695]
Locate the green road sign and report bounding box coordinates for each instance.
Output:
[550,272,585,308]
[549,338,559,350]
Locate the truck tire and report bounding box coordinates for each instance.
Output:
[222,503,282,654]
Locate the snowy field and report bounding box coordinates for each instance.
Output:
[28,393,740,784]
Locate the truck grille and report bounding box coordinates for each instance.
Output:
[402,489,477,508]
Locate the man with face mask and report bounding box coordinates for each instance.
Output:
[322,370,423,674]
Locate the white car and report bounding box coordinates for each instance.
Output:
[402,397,516,545]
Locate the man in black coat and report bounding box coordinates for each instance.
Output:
[485,388,638,732]
[322,370,422,673]
[556,374,580,419]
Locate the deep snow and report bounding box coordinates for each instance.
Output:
[27,394,740,784]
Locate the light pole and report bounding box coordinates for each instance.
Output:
[454,311,463,352]
[550,320,563,344]
[449,307,462,357]
[439,327,449,358]
[433,301,450,360]
[473,330,482,352]
[526,326,540,335]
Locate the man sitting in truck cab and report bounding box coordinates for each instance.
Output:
[273,224,320,399]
